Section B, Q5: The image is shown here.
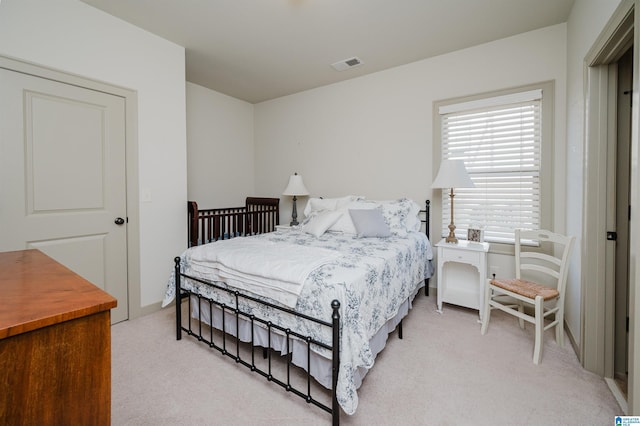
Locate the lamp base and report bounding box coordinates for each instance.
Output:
[445,189,458,243]
[445,235,458,244]
[290,195,299,227]
[445,222,458,244]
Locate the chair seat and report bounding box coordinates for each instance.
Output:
[490,278,559,301]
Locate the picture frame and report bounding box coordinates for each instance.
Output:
[467,226,484,243]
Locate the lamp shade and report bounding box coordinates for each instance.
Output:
[282,173,309,196]
[431,159,475,189]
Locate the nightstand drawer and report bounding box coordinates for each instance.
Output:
[440,248,480,265]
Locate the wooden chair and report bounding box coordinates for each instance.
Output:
[480,229,575,364]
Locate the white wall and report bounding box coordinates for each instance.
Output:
[186,82,255,208]
[253,23,568,319]
[255,24,567,231]
[0,0,188,309]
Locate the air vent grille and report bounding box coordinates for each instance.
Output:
[331,56,363,71]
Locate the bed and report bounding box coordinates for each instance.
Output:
[163,196,433,425]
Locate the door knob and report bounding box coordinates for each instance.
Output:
[114,217,125,225]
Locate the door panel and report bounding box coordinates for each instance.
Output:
[28,92,106,211]
[0,68,128,323]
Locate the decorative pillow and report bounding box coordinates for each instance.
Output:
[377,198,421,236]
[301,197,421,236]
[404,200,422,231]
[328,200,378,234]
[302,210,343,237]
[349,208,391,238]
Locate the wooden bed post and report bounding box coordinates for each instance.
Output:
[175,257,182,340]
[188,201,199,247]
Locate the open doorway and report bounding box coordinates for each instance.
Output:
[581,0,634,414]
[609,45,632,406]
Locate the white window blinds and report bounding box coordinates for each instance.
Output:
[438,89,542,244]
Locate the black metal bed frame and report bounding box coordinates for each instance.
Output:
[174,199,430,425]
[174,265,341,421]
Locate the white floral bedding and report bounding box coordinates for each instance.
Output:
[162,227,433,415]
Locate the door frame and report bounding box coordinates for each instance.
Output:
[0,54,142,321]
[582,0,638,414]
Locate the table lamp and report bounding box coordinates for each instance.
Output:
[282,172,309,226]
[431,159,475,243]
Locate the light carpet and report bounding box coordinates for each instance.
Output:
[111,293,622,425]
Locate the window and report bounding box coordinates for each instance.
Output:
[434,82,553,245]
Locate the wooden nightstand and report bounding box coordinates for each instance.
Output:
[436,238,490,320]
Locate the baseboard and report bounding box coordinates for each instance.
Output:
[131,300,164,319]
[564,319,580,358]
[605,377,628,414]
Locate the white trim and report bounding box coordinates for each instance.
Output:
[604,377,628,414]
[438,89,542,115]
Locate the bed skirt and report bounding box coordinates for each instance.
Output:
[189,282,425,391]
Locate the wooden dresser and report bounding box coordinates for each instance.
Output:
[0,249,117,425]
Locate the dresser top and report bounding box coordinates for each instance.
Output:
[0,249,117,339]
[436,238,490,252]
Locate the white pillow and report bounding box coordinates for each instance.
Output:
[349,208,391,238]
[328,200,378,234]
[303,195,365,217]
[302,210,343,237]
[303,198,339,216]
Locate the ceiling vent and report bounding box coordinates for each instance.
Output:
[331,56,363,71]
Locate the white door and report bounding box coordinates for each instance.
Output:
[0,67,128,324]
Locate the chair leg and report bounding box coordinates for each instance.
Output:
[533,296,544,364]
[481,281,491,335]
[518,302,525,329]
[556,303,564,347]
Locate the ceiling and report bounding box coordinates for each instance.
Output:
[81,0,574,104]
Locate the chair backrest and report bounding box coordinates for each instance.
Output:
[515,229,576,299]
